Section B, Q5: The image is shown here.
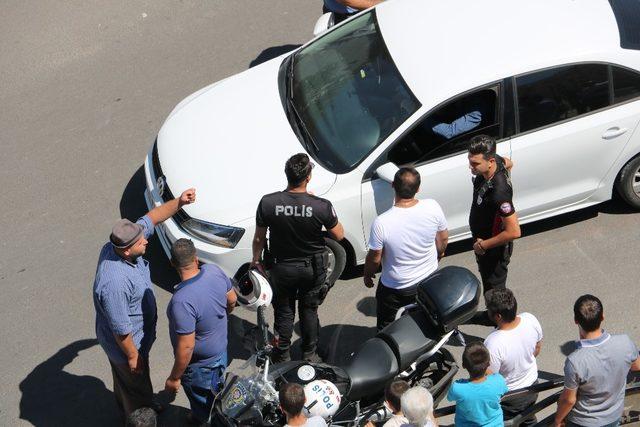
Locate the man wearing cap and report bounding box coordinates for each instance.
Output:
[93,187,195,418]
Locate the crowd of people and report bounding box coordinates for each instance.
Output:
[360,292,639,427]
[93,129,639,427]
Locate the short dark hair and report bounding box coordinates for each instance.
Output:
[279,382,306,417]
[486,288,518,322]
[285,153,313,186]
[468,135,496,160]
[392,167,421,199]
[462,342,491,379]
[170,238,196,268]
[385,379,410,412]
[574,294,603,332]
[126,407,157,427]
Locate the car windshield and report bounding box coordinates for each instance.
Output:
[289,11,420,173]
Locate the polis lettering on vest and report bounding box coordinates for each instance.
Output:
[274,205,313,217]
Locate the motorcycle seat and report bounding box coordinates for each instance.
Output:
[343,337,399,401]
[377,308,438,372]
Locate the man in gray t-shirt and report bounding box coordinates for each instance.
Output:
[555,295,640,427]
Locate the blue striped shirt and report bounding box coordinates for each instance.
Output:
[93,215,157,364]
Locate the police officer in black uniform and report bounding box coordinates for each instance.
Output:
[467,135,521,325]
[252,153,344,363]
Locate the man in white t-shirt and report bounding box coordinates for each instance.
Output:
[484,288,543,426]
[364,167,449,331]
[279,383,327,427]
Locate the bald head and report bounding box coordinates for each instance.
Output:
[392,167,421,199]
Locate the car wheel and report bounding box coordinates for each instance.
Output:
[615,156,640,209]
[324,237,347,286]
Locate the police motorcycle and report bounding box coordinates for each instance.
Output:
[212,266,481,426]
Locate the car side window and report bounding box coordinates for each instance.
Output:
[388,86,501,166]
[516,64,610,133]
[612,66,640,104]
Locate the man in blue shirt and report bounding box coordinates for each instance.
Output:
[93,187,196,418]
[323,0,381,23]
[164,239,237,424]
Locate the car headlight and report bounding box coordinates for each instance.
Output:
[181,219,245,249]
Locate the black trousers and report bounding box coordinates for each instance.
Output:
[270,256,326,357]
[476,242,513,294]
[502,390,538,426]
[376,281,418,331]
[470,242,513,325]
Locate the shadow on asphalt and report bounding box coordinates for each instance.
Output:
[228,314,262,365]
[356,296,376,318]
[249,44,301,68]
[18,339,188,427]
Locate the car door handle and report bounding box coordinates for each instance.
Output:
[602,127,628,140]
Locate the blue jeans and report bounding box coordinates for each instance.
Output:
[181,353,227,423]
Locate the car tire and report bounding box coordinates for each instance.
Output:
[324,237,347,286]
[615,156,640,209]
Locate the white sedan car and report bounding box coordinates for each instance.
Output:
[144,0,640,280]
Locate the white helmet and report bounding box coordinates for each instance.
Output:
[233,269,272,311]
[303,380,341,419]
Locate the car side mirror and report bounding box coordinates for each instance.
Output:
[313,12,335,37]
[374,163,399,183]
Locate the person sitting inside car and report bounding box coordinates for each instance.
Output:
[431,111,482,140]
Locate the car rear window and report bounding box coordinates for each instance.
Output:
[516,64,610,133]
[612,66,640,103]
[609,0,640,50]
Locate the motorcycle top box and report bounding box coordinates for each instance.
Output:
[416,266,481,333]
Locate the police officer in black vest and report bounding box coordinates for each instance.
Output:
[252,153,344,363]
[467,135,521,325]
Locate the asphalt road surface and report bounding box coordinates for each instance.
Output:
[1,1,639,426]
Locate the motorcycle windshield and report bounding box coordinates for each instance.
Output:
[219,374,256,419]
[219,355,277,420]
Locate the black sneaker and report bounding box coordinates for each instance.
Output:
[271,350,291,364]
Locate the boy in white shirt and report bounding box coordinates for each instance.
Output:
[484,288,543,426]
